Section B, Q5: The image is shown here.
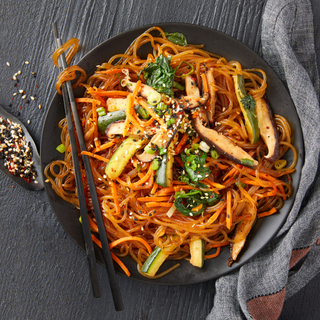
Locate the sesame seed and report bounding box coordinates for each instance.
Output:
[22,95,26,99]
[6,62,10,66]
[19,90,23,94]
[38,105,42,109]
[25,61,29,65]
[30,96,35,101]
[27,120,30,124]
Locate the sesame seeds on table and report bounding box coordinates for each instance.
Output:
[0,115,38,182]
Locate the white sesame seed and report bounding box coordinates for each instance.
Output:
[27,120,30,124]
[17,70,21,75]
[30,96,35,100]
[6,62,10,66]
[22,95,26,99]
[19,90,23,93]
[13,93,17,96]
[38,105,42,109]
[25,61,29,65]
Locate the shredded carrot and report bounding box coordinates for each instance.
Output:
[204,246,221,259]
[201,72,209,93]
[191,136,200,145]
[154,187,175,196]
[92,140,116,153]
[91,234,131,276]
[81,151,110,163]
[204,178,225,189]
[191,203,203,212]
[136,97,165,126]
[111,181,121,215]
[215,162,229,170]
[138,196,171,202]
[98,68,124,74]
[88,216,99,233]
[87,88,130,97]
[175,133,189,155]
[145,202,173,208]
[226,191,232,229]
[150,182,158,195]
[111,251,131,277]
[257,207,277,218]
[132,164,154,188]
[175,156,185,168]
[75,98,101,104]
[110,236,152,254]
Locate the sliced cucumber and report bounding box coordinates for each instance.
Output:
[233,74,260,144]
[105,137,146,179]
[189,236,205,268]
[141,246,169,276]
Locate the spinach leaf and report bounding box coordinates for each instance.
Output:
[139,54,175,97]
[164,32,188,46]
[174,189,221,217]
[181,149,211,183]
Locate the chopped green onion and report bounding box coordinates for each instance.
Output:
[56,143,66,153]
[241,158,254,166]
[96,107,106,117]
[210,149,219,159]
[166,118,176,127]
[151,158,160,170]
[137,106,150,119]
[275,159,287,170]
[145,144,157,154]
[147,91,162,105]
[159,146,166,155]
[173,81,185,91]
[157,102,167,111]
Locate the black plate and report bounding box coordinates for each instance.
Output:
[40,23,304,285]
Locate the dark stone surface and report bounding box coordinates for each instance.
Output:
[0,0,318,319]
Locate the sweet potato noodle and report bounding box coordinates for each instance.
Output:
[45,26,297,278]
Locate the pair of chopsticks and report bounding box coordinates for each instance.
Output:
[52,22,123,311]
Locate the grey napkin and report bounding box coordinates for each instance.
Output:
[207,1,320,319]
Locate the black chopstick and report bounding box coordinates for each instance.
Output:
[52,24,101,299]
[52,22,124,311]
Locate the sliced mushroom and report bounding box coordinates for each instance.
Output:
[105,120,159,139]
[185,75,208,123]
[227,202,257,266]
[127,81,158,100]
[178,92,210,110]
[192,116,258,168]
[255,98,280,163]
[205,68,217,126]
[185,75,200,97]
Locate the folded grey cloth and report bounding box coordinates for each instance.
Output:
[207,1,320,319]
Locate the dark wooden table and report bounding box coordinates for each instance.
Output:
[0,1,319,319]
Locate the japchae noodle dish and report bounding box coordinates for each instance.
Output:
[46,27,297,278]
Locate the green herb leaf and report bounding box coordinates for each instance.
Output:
[164,32,188,46]
[181,150,211,183]
[139,54,175,97]
[174,189,220,217]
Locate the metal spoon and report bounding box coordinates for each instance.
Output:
[0,105,44,190]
